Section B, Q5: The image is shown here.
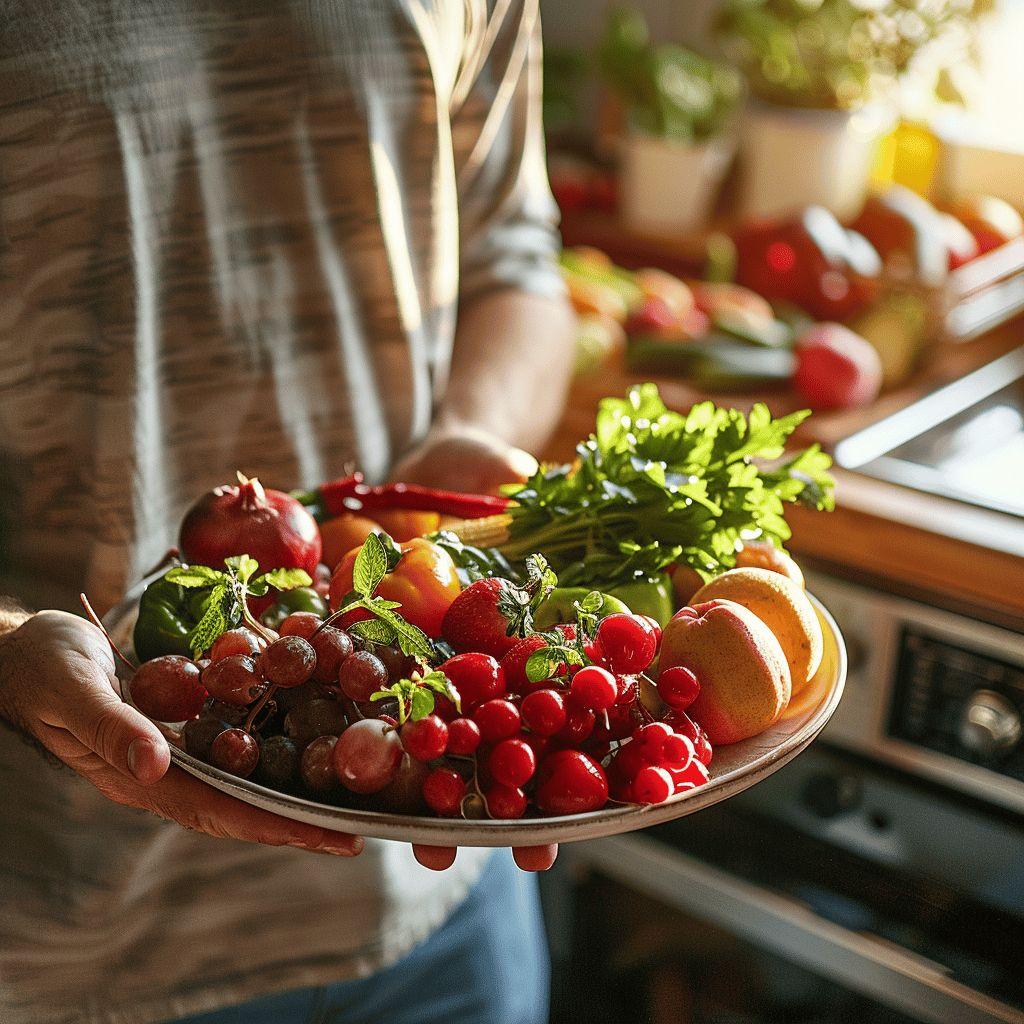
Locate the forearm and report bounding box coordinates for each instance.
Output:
[435,288,576,453]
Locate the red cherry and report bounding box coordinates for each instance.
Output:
[521,731,552,761]
[489,738,537,788]
[596,613,658,674]
[445,717,481,756]
[400,714,449,762]
[669,757,710,791]
[657,666,701,710]
[440,653,506,710]
[592,703,643,743]
[633,765,674,804]
[520,688,567,736]
[499,625,576,694]
[609,738,649,782]
[472,699,521,743]
[278,613,321,640]
[663,710,713,765]
[485,783,527,819]
[614,676,638,706]
[660,732,695,768]
[422,767,466,816]
[632,722,673,762]
[535,749,609,815]
[639,615,662,648]
[570,665,618,712]
[555,704,595,745]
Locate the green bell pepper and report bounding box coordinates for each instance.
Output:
[261,586,328,629]
[607,573,675,627]
[533,588,631,631]
[133,579,199,662]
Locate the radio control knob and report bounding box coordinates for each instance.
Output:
[958,690,1021,758]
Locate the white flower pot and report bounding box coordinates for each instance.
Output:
[620,133,736,235]
[737,102,894,221]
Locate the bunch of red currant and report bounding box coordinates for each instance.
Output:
[127,604,712,819]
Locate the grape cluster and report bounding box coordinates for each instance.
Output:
[131,604,713,818]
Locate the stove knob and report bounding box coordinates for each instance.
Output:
[800,772,862,819]
[958,690,1021,758]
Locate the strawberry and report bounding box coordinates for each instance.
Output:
[440,578,526,659]
[441,556,557,659]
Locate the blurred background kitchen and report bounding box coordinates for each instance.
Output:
[535,2,1024,1023]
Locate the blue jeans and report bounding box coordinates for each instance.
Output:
[170,850,549,1024]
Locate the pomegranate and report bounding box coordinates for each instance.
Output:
[180,473,321,574]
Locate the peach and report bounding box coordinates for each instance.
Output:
[659,599,791,744]
[734,541,805,588]
[692,568,822,695]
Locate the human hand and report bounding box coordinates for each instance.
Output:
[412,843,559,873]
[0,611,362,857]
[390,424,538,496]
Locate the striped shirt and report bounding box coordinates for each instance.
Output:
[0,2,561,1022]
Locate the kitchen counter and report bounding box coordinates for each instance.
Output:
[543,323,1024,631]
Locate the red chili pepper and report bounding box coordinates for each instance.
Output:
[317,475,510,519]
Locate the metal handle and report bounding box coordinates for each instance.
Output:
[567,834,1024,1024]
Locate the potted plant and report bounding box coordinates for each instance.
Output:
[598,7,743,235]
[715,0,988,220]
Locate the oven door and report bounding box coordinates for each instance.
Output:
[557,747,1024,1024]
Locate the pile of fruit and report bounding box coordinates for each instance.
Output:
[108,385,833,823]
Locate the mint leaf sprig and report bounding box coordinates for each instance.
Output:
[164,555,312,656]
[371,670,461,725]
[318,532,436,664]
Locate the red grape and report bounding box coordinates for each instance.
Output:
[422,767,467,817]
[210,728,260,777]
[130,656,206,721]
[485,783,527,819]
[258,636,316,688]
[570,665,618,712]
[400,714,449,762]
[202,655,265,707]
[279,612,321,640]
[472,699,521,743]
[337,651,388,702]
[489,737,536,788]
[300,735,339,793]
[310,627,353,684]
[256,734,300,788]
[375,754,429,813]
[520,688,566,737]
[596,613,658,674]
[445,717,481,756]
[283,698,346,748]
[208,628,262,662]
[535,750,608,815]
[182,715,227,761]
[332,719,402,794]
[657,666,701,711]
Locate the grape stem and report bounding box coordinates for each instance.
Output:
[243,684,278,734]
[79,594,137,673]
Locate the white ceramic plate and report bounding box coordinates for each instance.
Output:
[106,594,845,847]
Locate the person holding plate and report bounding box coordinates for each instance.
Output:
[0,3,575,1023]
